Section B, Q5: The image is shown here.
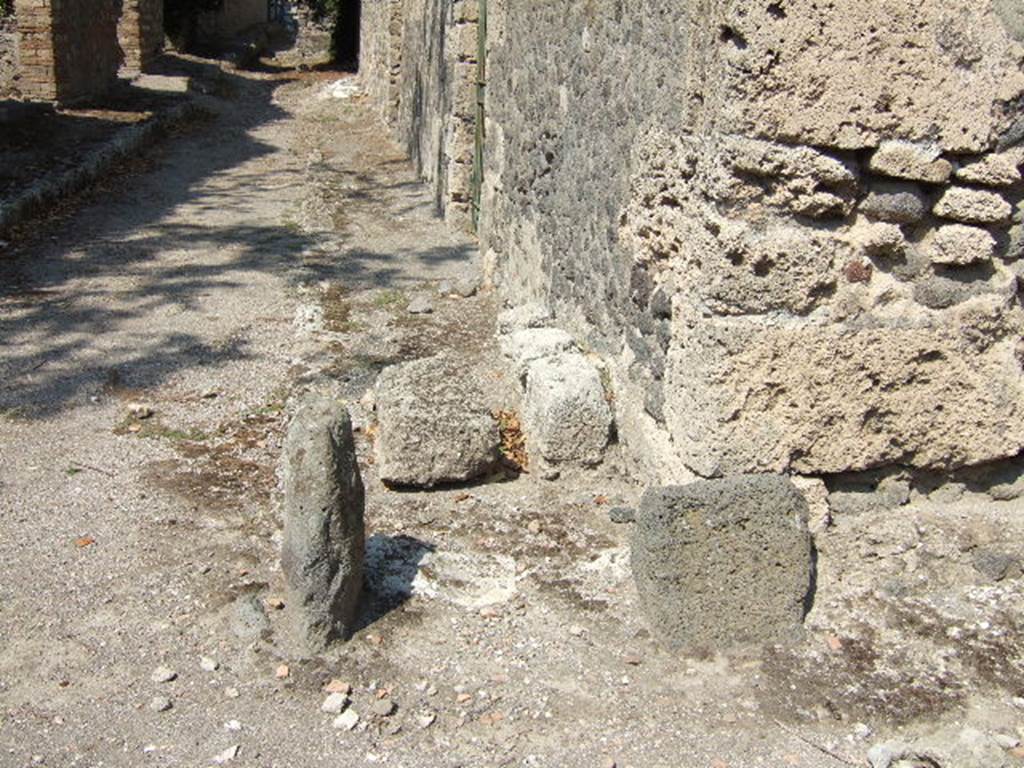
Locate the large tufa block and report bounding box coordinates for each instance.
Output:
[631,475,813,649]
[282,396,365,650]
[374,354,500,487]
[665,310,1024,477]
[523,352,613,466]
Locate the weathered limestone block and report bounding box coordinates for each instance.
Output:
[499,327,577,378]
[847,221,907,259]
[496,303,553,334]
[934,187,1013,224]
[859,182,929,224]
[375,355,499,487]
[665,312,1024,477]
[710,2,1024,152]
[631,475,813,649]
[868,142,953,184]
[282,396,365,650]
[924,225,997,266]
[695,221,842,316]
[955,151,1023,187]
[523,353,612,466]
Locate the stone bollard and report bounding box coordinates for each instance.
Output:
[631,475,813,650]
[282,396,365,651]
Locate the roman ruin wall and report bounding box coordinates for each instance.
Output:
[16,0,121,102]
[118,0,164,73]
[361,0,479,229]
[368,0,1024,494]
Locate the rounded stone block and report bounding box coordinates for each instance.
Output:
[631,475,813,650]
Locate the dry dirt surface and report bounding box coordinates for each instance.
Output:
[1,56,1022,768]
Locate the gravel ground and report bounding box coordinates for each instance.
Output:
[1,57,1023,768]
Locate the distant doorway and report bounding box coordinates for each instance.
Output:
[333,0,360,69]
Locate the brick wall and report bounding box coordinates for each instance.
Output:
[119,0,164,73]
[17,0,121,102]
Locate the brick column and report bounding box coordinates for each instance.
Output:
[17,0,121,103]
[119,0,164,73]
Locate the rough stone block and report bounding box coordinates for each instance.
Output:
[523,353,612,466]
[711,3,1024,152]
[934,187,1013,224]
[374,354,499,487]
[282,396,365,650]
[955,151,1023,187]
[499,327,577,377]
[496,303,552,334]
[868,141,953,183]
[859,181,929,224]
[631,475,813,649]
[924,224,997,266]
[665,312,1024,476]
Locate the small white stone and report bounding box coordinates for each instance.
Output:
[224,720,242,732]
[128,402,155,420]
[212,744,239,764]
[224,687,240,699]
[417,712,437,729]
[149,696,172,712]
[321,692,350,714]
[333,709,359,730]
[995,733,1020,749]
[407,296,434,314]
[200,657,219,672]
[151,666,177,683]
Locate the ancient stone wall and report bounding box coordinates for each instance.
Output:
[0,14,18,98]
[118,0,164,73]
[360,0,478,229]
[360,0,404,125]
[363,0,1024,488]
[16,0,121,102]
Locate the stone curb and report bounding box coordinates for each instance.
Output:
[0,99,209,237]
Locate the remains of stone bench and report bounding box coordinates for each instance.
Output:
[0,100,206,238]
[500,327,577,379]
[631,475,813,650]
[374,354,500,487]
[523,352,613,467]
[496,302,553,334]
[282,396,365,651]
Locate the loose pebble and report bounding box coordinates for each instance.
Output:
[324,679,351,695]
[212,744,239,764]
[151,666,177,684]
[275,664,290,679]
[200,657,219,672]
[371,699,396,717]
[333,710,359,731]
[149,696,172,712]
[322,692,350,714]
[995,734,1020,749]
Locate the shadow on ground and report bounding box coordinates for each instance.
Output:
[0,53,473,419]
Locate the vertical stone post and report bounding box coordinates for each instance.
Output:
[16,0,121,103]
[119,0,164,73]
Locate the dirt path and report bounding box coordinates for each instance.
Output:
[0,59,948,768]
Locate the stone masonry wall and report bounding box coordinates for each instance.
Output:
[118,0,164,73]
[363,1,1024,487]
[361,0,478,230]
[16,0,120,102]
